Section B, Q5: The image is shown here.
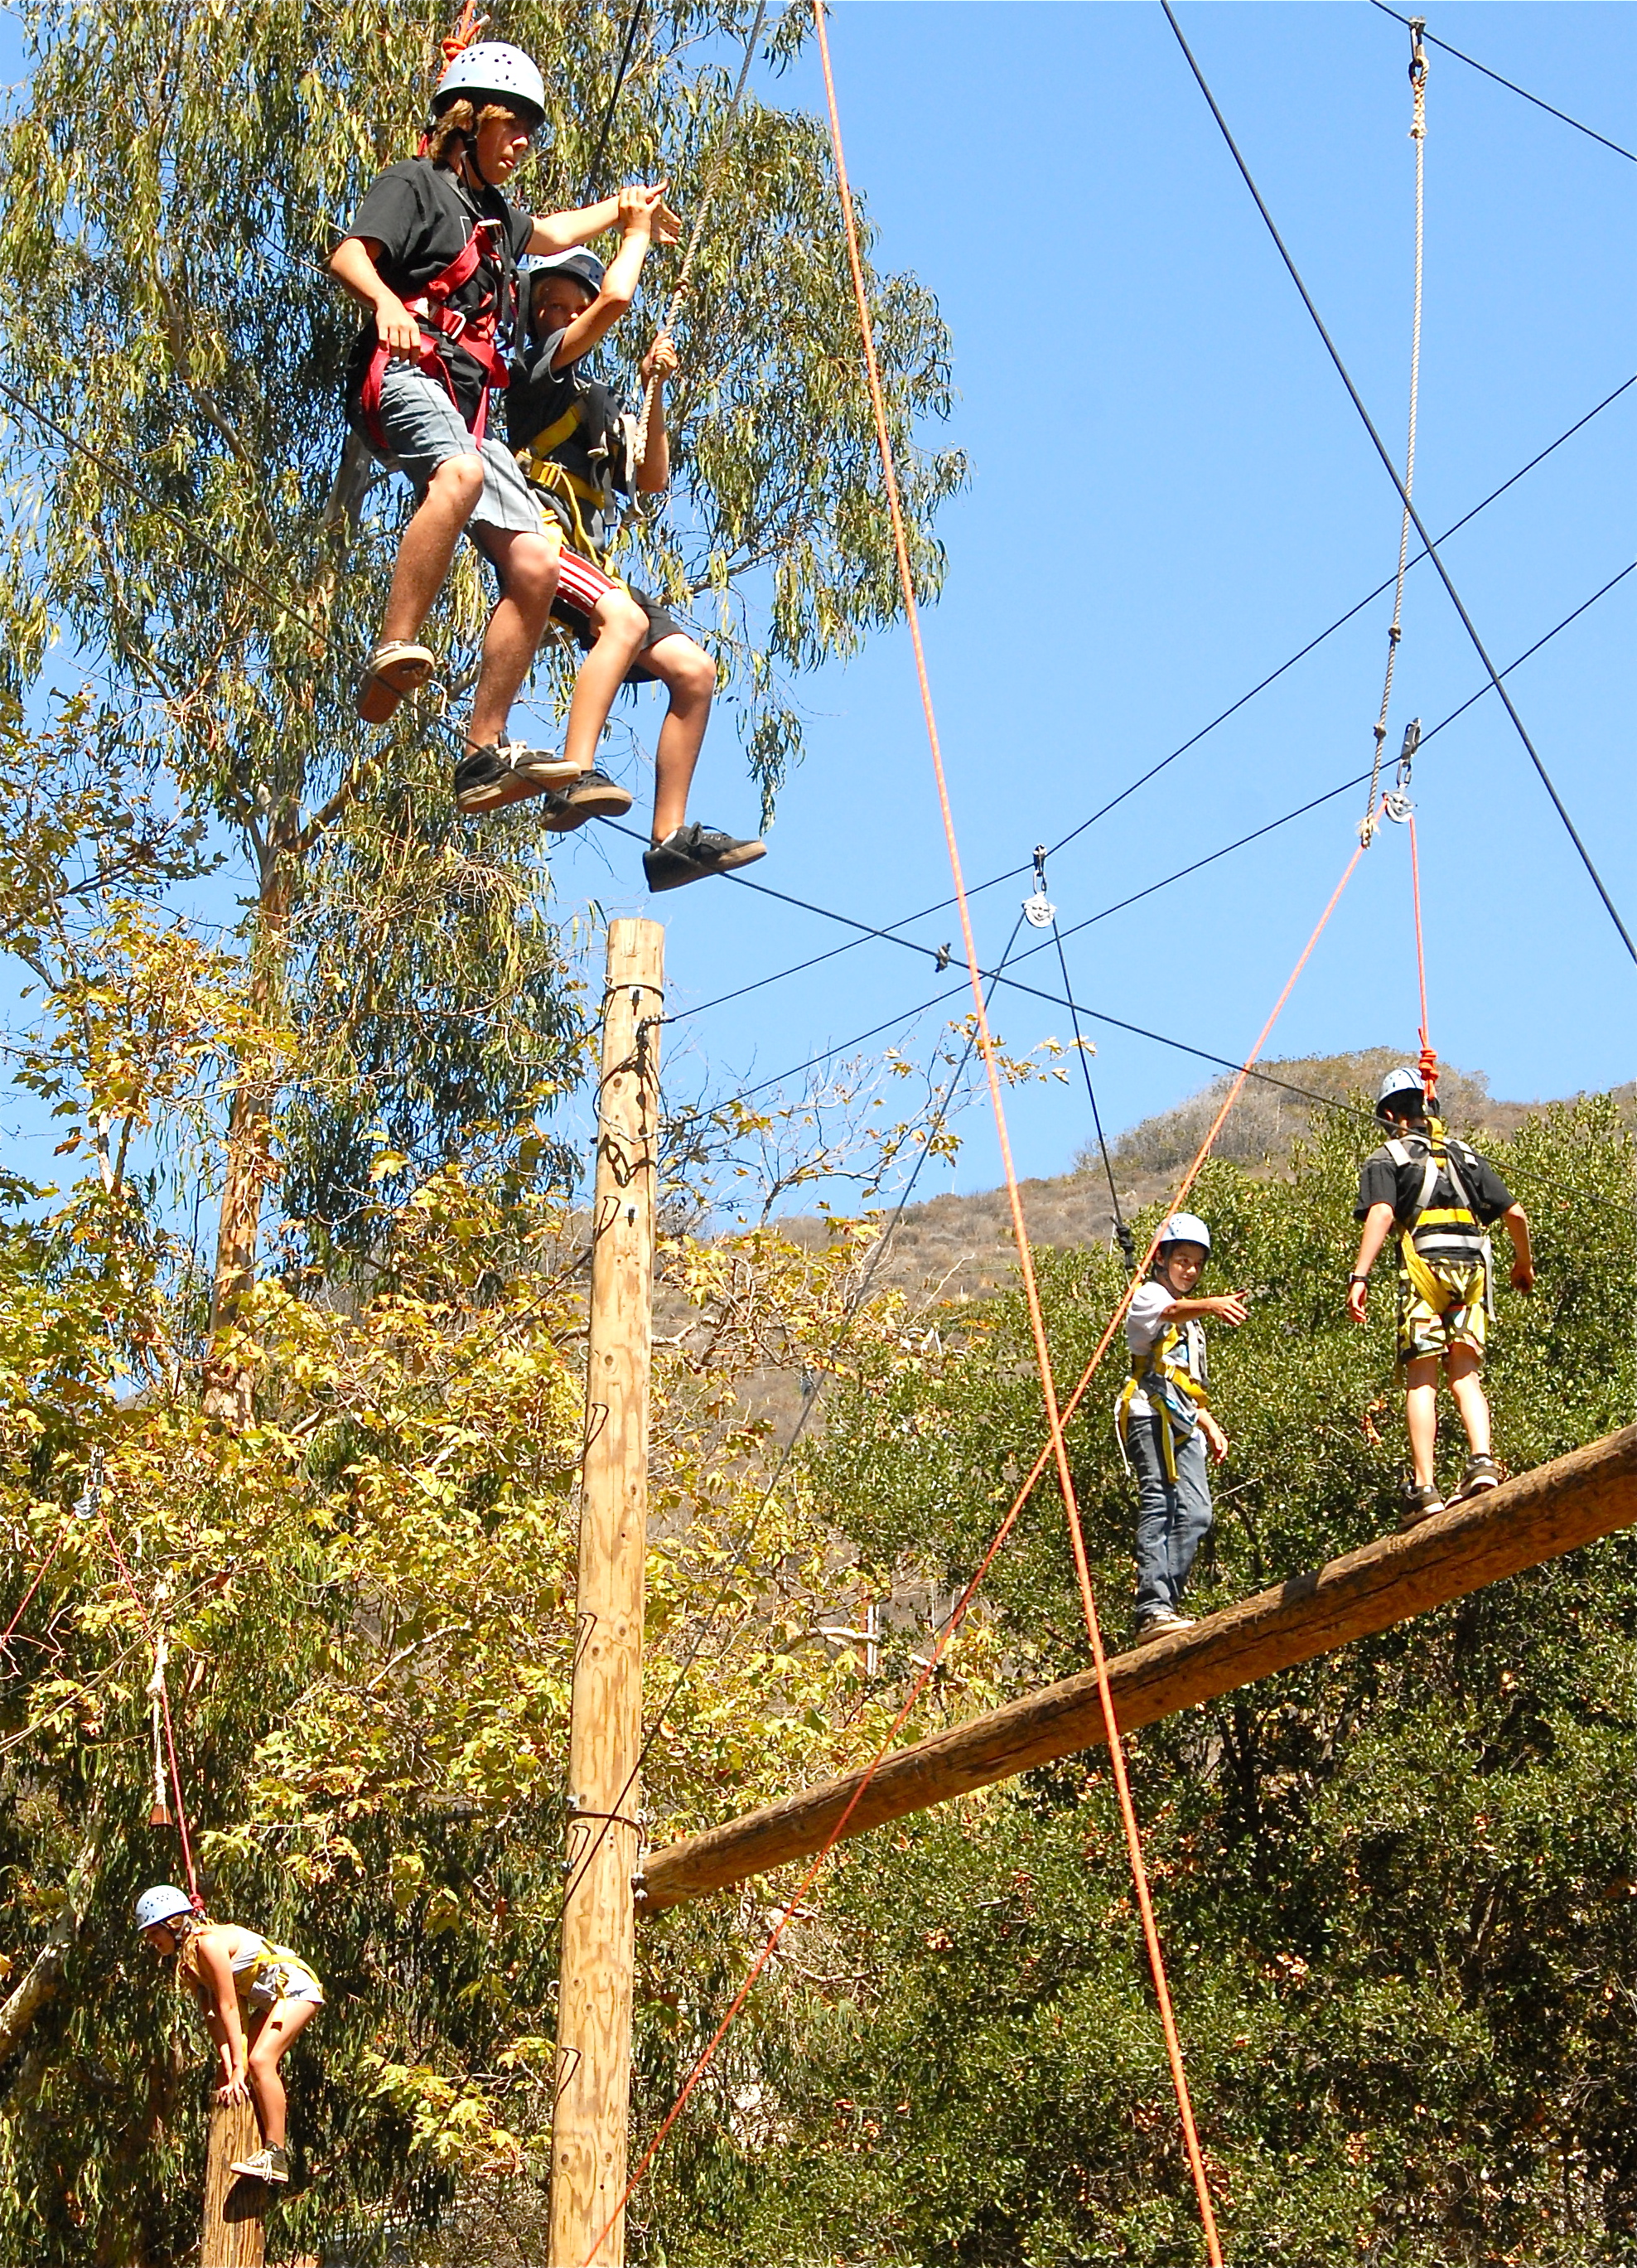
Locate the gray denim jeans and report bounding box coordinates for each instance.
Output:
[1128,1414,1214,1620]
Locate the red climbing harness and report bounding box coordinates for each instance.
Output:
[356,218,511,450]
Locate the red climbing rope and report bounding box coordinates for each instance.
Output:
[579,815,1380,2266]
[809,8,1226,2253]
[1,1528,66,1661]
[99,1511,202,1908]
[1407,809,1439,1104]
[439,1,488,66]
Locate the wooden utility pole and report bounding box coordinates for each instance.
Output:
[549,919,664,2268]
[200,2101,266,2267]
[642,1423,1637,1909]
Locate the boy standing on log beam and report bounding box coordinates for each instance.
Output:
[1348,1065,1533,1527]
[1116,1213,1247,1643]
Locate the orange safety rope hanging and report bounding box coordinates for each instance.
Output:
[578,814,1380,2268]
[809,5,1228,2254]
[1,1529,66,1661]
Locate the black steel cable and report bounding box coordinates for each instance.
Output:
[582,0,648,200]
[1368,0,1637,167]
[1161,0,1637,971]
[558,907,1034,1923]
[673,370,1637,1025]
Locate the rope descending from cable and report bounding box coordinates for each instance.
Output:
[1362,17,1427,846]
[630,0,769,471]
[1028,847,1137,1271]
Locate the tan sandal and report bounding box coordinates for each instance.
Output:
[356,641,436,725]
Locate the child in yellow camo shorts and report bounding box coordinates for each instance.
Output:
[1347,1066,1533,1528]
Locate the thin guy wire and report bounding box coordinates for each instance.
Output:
[557,909,1032,1925]
[1048,907,1134,1269]
[1362,17,1427,846]
[603,823,1379,2265]
[670,368,1637,1030]
[582,0,648,201]
[659,524,1637,1132]
[1368,0,1637,166]
[1161,0,1637,971]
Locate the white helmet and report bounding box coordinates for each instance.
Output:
[134,1884,193,1933]
[1157,1211,1212,1257]
[432,41,547,129]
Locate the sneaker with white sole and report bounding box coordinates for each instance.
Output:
[642,824,766,892]
[1398,1482,1446,1531]
[1132,1608,1195,1645]
[1453,1453,1501,1500]
[356,641,436,725]
[538,768,635,833]
[229,2145,289,2185]
[453,741,579,815]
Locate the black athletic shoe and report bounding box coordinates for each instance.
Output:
[1454,1453,1502,1500]
[642,824,767,893]
[453,741,578,815]
[538,768,636,833]
[1398,1482,1446,1531]
[229,2145,289,2185]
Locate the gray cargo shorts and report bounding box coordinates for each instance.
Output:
[371,362,545,543]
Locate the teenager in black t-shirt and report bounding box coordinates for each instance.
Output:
[328,40,678,816]
[1348,1066,1533,1526]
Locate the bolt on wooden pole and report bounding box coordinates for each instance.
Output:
[200,2101,266,2267]
[549,918,664,2268]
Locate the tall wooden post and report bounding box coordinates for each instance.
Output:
[200,2101,266,2267]
[550,919,664,2268]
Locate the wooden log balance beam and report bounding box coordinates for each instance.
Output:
[642,1424,1637,1913]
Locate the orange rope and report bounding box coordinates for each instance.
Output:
[810,7,1227,2251]
[440,1,488,66]
[1,1528,65,1661]
[579,816,1376,2266]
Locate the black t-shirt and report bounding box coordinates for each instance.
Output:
[505,323,581,454]
[342,157,534,423]
[1355,1133,1514,1230]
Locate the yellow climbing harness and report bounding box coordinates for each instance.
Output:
[1115,1320,1210,1483]
[1383,1120,1495,1320]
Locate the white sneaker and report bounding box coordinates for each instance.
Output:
[1133,1609,1195,1645]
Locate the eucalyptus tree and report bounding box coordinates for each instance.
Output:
[0,0,963,1348]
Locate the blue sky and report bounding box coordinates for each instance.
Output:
[4,3,1634,1215]
[576,0,1635,1204]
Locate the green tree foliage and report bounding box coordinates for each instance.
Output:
[0,0,962,1265]
[643,1101,1637,2265]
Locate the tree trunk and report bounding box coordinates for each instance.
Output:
[0,1837,96,2065]
[202,844,293,1428]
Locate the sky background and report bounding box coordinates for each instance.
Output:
[560,0,1637,1206]
[5,2,1635,1215]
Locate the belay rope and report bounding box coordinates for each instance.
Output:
[1361,16,1428,845]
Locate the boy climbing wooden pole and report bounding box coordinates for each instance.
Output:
[506,235,766,890]
[1348,1065,1533,1526]
[327,37,678,816]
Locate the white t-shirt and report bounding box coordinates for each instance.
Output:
[1122,1279,1206,1421]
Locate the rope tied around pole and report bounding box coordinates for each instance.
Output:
[1362,16,1428,847]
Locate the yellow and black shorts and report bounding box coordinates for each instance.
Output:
[1398,1258,1487,1364]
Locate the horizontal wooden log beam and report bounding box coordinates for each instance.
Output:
[643,1424,1637,1912]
